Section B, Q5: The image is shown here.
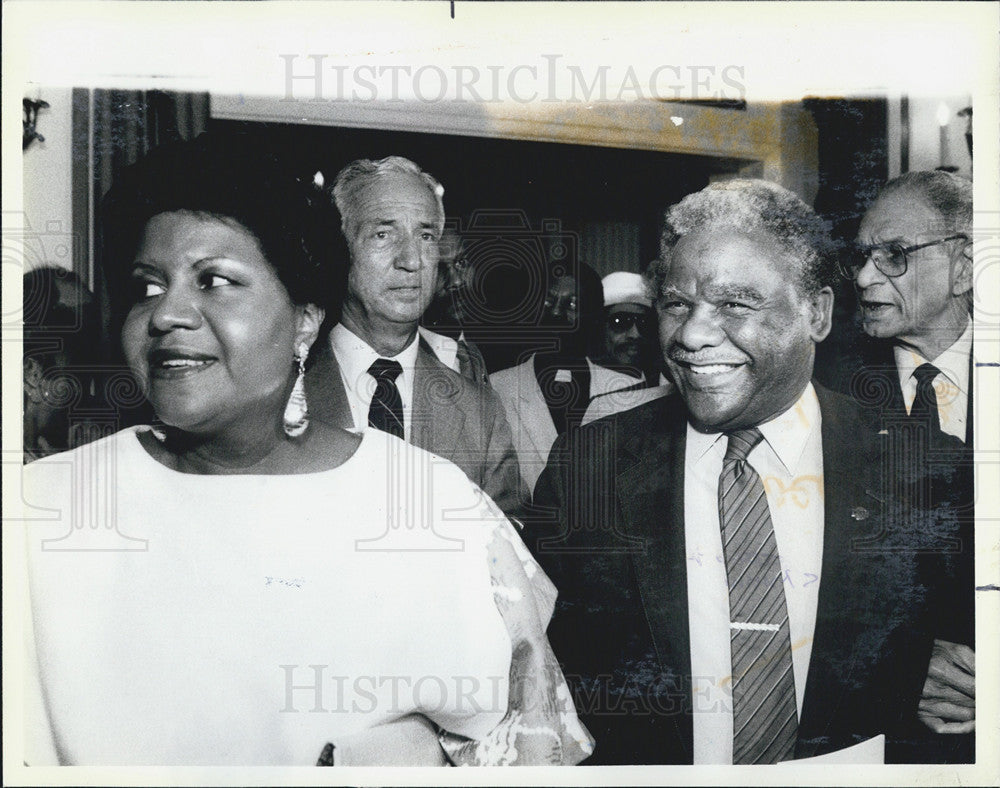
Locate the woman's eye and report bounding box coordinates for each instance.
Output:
[199,274,233,290]
[134,280,166,299]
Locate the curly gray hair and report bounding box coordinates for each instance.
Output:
[329,156,445,244]
[650,179,837,298]
[878,170,972,235]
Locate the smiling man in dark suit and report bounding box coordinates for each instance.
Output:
[533,179,956,764]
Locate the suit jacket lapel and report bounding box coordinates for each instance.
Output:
[303,341,354,430]
[517,357,558,462]
[796,384,883,757]
[615,402,693,760]
[411,341,466,456]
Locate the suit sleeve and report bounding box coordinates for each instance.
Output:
[478,385,531,519]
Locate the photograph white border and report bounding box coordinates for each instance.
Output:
[3,2,998,785]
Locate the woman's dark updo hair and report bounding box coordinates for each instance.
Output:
[100,133,344,327]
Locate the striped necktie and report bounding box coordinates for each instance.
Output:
[718,428,798,764]
[367,358,404,439]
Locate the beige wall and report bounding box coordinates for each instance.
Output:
[20,86,78,274]
[212,94,821,204]
[212,95,820,278]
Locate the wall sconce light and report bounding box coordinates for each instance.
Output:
[958,106,972,159]
[935,101,950,168]
[23,97,50,150]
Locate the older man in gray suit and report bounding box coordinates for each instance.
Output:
[305,156,526,515]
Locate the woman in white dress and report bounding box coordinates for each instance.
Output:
[21,135,592,766]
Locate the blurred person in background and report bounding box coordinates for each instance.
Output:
[419,226,491,386]
[583,269,675,425]
[490,261,638,495]
[22,266,101,463]
[593,270,661,385]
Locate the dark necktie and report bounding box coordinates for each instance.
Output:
[718,428,798,764]
[455,339,485,385]
[910,363,942,436]
[367,358,404,439]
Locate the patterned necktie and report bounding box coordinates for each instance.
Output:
[718,428,798,764]
[455,339,472,378]
[910,363,942,436]
[367,358,404,439]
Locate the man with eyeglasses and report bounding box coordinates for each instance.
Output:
[847,170,975,761]
[419,226,492,386]
[594,271,660,382]
[583,271,675,425]
[848,170,973,446]
[490,262,639,495]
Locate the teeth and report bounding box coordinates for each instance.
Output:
[160,358,210,368]
[688,364,738,375]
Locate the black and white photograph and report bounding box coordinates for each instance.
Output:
[3,1,998,784]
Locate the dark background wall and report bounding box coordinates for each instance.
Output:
[215,99,887,379]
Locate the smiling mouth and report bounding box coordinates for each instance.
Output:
[673,360,745,377]
[148,349,217,378]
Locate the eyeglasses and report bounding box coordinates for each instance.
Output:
[839,234,967,280]
[606,312,653,332]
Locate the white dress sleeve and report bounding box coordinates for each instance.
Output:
[438,518,595,765]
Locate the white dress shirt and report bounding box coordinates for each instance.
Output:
[684,384,825,764]
[418,325,460,373]
[330,323,420,440]
[894,319,972,443]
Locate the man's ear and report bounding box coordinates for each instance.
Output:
[808,286,835,343]
[293,303,325,355]
[951,239,973,296]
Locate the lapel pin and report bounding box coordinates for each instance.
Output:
[851,507,869,521]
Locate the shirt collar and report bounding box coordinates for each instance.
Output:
[687,382,820,477]
[417,326,458,372]
[893,318,972,394]
[330,322,420,389]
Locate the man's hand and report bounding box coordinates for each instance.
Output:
[919,639,975,734]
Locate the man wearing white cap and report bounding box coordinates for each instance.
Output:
[583,271,675,425]
[596,271,660,385]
